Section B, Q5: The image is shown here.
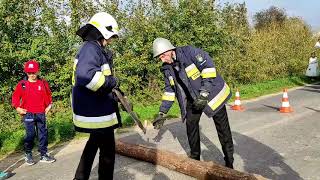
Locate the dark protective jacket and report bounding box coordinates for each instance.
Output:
[159,46,231,122]
[72,41,121,133]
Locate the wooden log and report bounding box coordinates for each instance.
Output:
[115,140,267,180]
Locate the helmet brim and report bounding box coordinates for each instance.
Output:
[153,48,175,58]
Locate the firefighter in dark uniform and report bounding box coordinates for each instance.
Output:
[152,38,234,168]
[72,12,121,180]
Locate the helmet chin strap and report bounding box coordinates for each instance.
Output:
[97,40,102,46]
[172,51,177,61]
[97,39,106,48]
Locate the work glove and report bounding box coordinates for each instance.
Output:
[152,112,166,129]
[104,76,118,92]
[193,90,209,111]
[112,85,133,112]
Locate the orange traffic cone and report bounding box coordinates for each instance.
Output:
[279,89,293,113]
[231,89,244,111]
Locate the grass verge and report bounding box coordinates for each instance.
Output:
[233,76,319,100]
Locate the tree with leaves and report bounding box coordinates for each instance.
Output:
[254,6,287,30]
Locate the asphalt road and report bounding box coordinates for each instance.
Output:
[2,83,320,180]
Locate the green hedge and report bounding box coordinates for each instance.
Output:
[0,0,316,103]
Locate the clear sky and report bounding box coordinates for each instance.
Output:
[216,0,320,32]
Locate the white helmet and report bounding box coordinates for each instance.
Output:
[153,38,175,58]
[89,12,119,40]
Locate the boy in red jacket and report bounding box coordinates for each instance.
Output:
[12,60,55,165]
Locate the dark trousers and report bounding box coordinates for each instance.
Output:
[74,129,115,180]
[186,104,234,165]
[23,113,48,156]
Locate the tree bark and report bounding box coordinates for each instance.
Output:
[115,140,267,180]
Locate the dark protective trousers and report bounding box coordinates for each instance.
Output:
[74,129,115,180]
[23,112,48,156]
[186,104,234,167]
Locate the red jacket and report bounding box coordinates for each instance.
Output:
[12,79,52,113]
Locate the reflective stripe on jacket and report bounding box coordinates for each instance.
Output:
[72,41,120,133]
[159,46,231,121]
